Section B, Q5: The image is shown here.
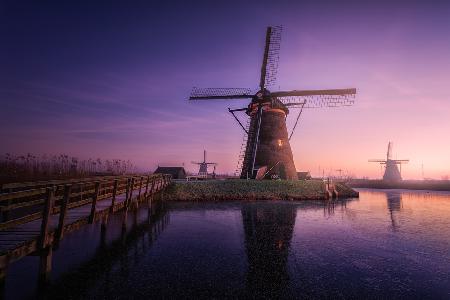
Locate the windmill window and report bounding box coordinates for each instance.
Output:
[278,139,283,147]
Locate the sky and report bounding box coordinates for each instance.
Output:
[1,0,450,179]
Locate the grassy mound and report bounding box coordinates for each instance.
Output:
[335,182,359,197]
[163,180,357,201]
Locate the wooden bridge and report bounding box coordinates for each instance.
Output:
[0,173,172,286]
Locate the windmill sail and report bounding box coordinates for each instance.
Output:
[387,142,393,160]
[271,88,356,97]
[189,87,253,100]
[260,26,282,89]
[273,88,356,108]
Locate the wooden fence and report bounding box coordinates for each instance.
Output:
[0,173,172,285]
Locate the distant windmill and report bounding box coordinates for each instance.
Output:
[369,142,409,181]
[189,26,356,180]
[335,169,344,178]
[191,150,218,178]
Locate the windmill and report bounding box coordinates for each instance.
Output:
[189,26,356,180]
[369,142,409,182]
[191,150,218,178]
[335,169,344,178]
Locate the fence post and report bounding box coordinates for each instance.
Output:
[144,175,150,199]
[38,247,53,284]
[56,184,71,242]
[151,178,156,194]
[127,178,135,208]
[39,187,55,249]
[125,178,130,206]
[148,179,155,215]
[89,182,101,224]
[110,179,118,211]
[101,213,109,231]
[138,176,143,202]
[0,267,6,292]
[161,177,166,203]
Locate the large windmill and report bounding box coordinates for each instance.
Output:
[189,26,356,180]
[191,150,217,178]
[369,142,409,181]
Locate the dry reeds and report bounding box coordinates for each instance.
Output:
[0,153,137,183]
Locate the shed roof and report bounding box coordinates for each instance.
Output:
[154,166,186,176]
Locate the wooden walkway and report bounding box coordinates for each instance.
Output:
[0,174,172,284]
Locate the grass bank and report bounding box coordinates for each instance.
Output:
[163,180,358,201]
[348,179,450,191]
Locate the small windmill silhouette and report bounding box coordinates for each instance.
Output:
[191,150,218,178]
[369,142,409,181]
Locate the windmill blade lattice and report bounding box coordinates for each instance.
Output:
[278,94,355,108]
[263,25,282,89]
[189,87,254,100]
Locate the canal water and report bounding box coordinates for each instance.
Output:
[4,189,450,299]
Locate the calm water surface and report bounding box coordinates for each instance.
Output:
[5,189,450,299]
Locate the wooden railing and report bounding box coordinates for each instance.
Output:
[0,174,172,230]
[324,178,338,199]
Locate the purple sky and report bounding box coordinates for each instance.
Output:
[2,0,450,179]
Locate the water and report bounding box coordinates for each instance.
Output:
[4,189,450,299]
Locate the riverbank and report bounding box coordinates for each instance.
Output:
[348,179,450,191]
[163,180,359,201]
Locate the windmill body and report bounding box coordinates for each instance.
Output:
[369,142,409,182]
[383,160,403,181]
[190,26,356,180]
[240,97,297,179]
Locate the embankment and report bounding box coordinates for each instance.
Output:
[163,180,359,201]
[348,180,450,191]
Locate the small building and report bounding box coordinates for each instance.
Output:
[154,166,186,180]
[297,171,312,180]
